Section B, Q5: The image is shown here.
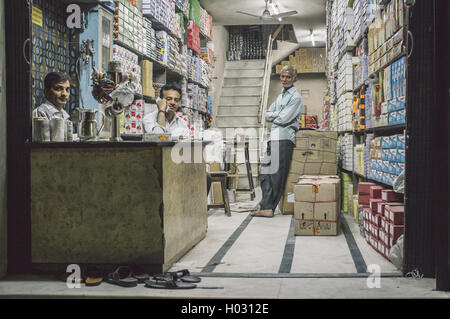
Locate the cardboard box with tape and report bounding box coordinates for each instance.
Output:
[280,130,338,214]
[294,175,341,236]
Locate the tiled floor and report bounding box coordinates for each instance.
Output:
[0,188,448,299]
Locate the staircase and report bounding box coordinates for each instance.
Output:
[215,59,266,190]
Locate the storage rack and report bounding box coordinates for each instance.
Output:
[108,0,214,129]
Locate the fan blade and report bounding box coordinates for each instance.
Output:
[272,10,298,19]
[236,11,261,18]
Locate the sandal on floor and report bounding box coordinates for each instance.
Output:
[144,277,197,289]
[106,266,138,288]
[130,265,150,284]
[168,269,201,283]
[85,266,103,287]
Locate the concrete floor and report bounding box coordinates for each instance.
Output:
[0,188,448,299]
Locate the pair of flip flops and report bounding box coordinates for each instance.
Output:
[145,269,201,289]
[106,265,150,288]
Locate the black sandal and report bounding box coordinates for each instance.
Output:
[106,266,138,287]
[144,276,197,289]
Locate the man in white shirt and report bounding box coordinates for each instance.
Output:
[32,72,71,120]
[143,84,190,139]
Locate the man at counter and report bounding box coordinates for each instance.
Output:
[32,72,71,120]
[143,84,190,139]
[143,84,212,196]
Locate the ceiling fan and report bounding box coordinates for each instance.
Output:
[236,0,298,22]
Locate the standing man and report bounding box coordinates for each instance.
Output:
[251,65,303,218]
[33,72,71,120]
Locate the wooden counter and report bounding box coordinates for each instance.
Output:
[29,141,208,273]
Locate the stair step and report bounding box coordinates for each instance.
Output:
[220,96,260,105]
[224,69,265,78]
[218,105,260,115]
[221,86,262,96]
[225,60,265,69]
[224,77,263,86]
[215,115,260,126]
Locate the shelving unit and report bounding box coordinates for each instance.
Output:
[326,0,408,261]
[107,0,215,136]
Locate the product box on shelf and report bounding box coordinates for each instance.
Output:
[386,205,405,224]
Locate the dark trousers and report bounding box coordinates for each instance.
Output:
[259,140,295,212]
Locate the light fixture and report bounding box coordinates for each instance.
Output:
[310,29,315,47]
[278,17,282,22]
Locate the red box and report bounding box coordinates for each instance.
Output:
[370,198,384,213]
[383,202,403,218]
[373,213,382,227]
[382,216,390,233]
[377,202,387,215]
[381,189,403,202]
[385,205,405,224]
[359,182,377,194]
[363,207,371,220]
[358,194,370,205]
[369,185,384,199]
[389,223,404,246]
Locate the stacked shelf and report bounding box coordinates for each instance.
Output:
[109,0,215,134]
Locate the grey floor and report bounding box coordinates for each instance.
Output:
[0,187,448,299]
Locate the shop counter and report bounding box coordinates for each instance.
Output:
[29,140,208,273]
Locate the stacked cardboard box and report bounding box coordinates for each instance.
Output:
[294,175,341,236]
[279,130,338,214]
[276,48,326,74]
[362,184,404,260]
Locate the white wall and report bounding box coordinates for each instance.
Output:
[0,0,7,278]
[268,73,327,119]
[210,25,228,126]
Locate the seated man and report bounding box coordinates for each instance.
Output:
[33,72,71,120]
[143,84,212,195]
[143,84,190,139]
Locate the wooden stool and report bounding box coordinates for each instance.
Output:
[207,171,231,216]
[225,139,256,200]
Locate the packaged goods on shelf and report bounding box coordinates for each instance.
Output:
[354,144,365,176]
[361,180,404,260]
[142,0,175,34]
[187,20,200,54]
[112,44,142,94]
[123,99,145,135]
[227,26,264,61]
[368,132,405,186]
[338,133,353,172]
[280,131,338,214]
[294,175,341,236]
[114,0,145,54]
[341,172,353,213]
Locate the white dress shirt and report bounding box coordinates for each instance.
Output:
[32,99,70,120]
[143,110,190,138]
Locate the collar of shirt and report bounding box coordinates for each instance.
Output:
[281,86,296,96]
[42,99,69,118]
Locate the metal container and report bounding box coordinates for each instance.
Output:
[66,120,73,141]
[32,117,50,142]
[50,118,66,142]
[78,109,105,140]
